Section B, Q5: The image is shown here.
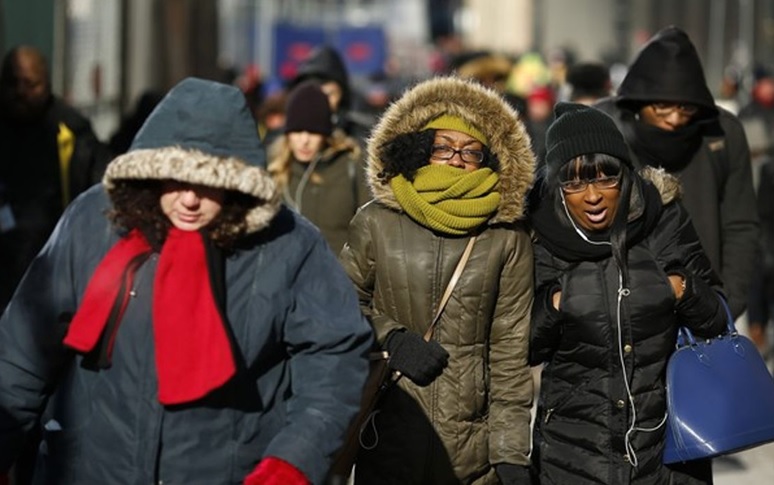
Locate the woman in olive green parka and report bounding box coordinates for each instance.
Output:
[339,77,536,484]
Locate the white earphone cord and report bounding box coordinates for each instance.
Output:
[561,189,667,466]
[617,271,668,467]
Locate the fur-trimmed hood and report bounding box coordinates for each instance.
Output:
[103,77,280,234]
[640,165,681,204]
[619,166,681,226]
[367,76,535,224]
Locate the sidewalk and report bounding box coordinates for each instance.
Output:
[714,442,774,484]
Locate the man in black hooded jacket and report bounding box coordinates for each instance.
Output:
[287,45,374,146]
[595,26,758,322]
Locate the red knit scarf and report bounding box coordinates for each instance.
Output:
[64,228,236,405]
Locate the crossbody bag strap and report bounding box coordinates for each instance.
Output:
[422,235,477,342]
[357,238,476,450]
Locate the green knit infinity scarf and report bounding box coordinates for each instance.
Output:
[390,164,500,235]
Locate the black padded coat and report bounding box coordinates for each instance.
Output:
[529,169,726,485]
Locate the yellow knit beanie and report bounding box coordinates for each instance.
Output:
[422,114,488,146]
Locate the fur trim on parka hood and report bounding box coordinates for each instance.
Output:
[103,77,281,234]
[640,165,681,204]
[367,76,535,224]
[621,166,682,224]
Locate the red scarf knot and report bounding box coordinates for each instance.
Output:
[64,227,236,405]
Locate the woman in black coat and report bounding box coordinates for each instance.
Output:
[528,103,727,484]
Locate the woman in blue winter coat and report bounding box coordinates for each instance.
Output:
[0,78,372,485]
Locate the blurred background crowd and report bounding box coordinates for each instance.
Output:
[2,0,774,148]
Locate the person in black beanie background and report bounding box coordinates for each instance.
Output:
[528,102,726,484]
[594,26,758,322]
[267,80,369,252]
[565,62,611,106]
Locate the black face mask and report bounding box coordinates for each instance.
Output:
[626,119,703,172]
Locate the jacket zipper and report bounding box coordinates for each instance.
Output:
[96,252,151,367]
[544,377,591,424]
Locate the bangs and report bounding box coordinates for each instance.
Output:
[558,154,623,182]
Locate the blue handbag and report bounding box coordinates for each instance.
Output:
[663,297,774,464]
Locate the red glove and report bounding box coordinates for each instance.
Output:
[244,457,310,485]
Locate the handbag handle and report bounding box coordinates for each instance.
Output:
[676,293,735,347]
[423,236,477,342]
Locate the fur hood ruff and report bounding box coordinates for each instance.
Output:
[367,76,535,224]
[640,165,681,205]
[104,146,280,234]
[102,78,281,235]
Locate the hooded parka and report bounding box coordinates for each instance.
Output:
[0,78,373,485]
[529,167,727,485]
[339,77,536,484]
[594,26,759,319]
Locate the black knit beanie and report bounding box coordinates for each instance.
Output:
[544,102,631,173]
[284,80,333,136]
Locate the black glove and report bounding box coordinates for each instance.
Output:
[384,330,449,386]
[495,463,532,485]
[668,267,724,335]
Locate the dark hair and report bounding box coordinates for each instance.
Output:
[108,180,259,251]
[556,153,623,184]
[538,153,624,202]
[566,62,610,100]
[376,129,500,183]
[1,46,50,87]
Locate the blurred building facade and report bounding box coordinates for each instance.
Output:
[1,0,774,138]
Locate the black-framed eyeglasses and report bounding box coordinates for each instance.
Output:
[431,145,485,165]
[560,175,621,194]
[649,102,699,118]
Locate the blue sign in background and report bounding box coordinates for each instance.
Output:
[334,26,387,77]
[272,23,326,81]
[273,23,387,81]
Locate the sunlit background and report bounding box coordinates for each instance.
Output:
[2,0,773,140]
